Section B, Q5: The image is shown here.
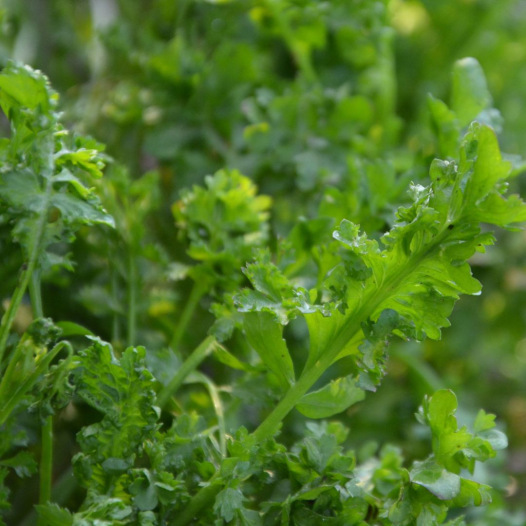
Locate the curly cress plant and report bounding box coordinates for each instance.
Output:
[177,117,525,525]
[0,50,524,526]
[0,62,113,519]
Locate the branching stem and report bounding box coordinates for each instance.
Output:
[127,248,137,347]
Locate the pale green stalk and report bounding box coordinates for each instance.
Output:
[28,271,54,510]
[0,342,70,426]
[127,248,137,347]
[170,281,206,352]
[189,371,227,457]
[0,189,52,365]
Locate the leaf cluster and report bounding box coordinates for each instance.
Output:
[0,2,525,525]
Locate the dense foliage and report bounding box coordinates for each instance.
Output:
[0,1,525,525]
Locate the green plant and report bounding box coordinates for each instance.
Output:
[0,62,113,523]
[1,2,526,525]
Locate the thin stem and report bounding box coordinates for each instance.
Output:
[391,345,444,394]
[175,474,222,526]
[189,371,227,457]
[0,142,54,364]
[176,349,339,526]
[206,382,226,458]
[110,264,120,344]
[0,267,33,366]
[126,248,137,347]
[0,304,69,426]
[39,417,53,506]
[0,340,69,426]
[158,335,217,408]
[29,271,43,320]
[170,281,206,352]
[28,272,54,511]
[253,351,335,442]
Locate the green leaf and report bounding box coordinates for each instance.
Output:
[129,469,159,511]
[450,478,492,507]
[463,124,511,207]
[451,57,492,128]
[72,339,159,492]
[35,503,73,526]
[0,62,55,112]
[304,310,351,370]
[243,312,295,391]
[418,390,507,476]
[472,409,508,450]
[55,321,94,338]
[74,339,157,422]
[214,487,245,523]
[478,428,508,451]
[294,485,334,501]
[426,389,458,435]
[0,451,37,477]
[70,495,133,522]
[296,375,365,419]
[53,169,92,199]
[0,59,115,352]
[410,459,461,500]
[55,148,105,179]
[214,344,257,372]
[50,192,115,227]
[0,169,42,211]
[174,169,271,293]
[473,409,496,432]
[472,192,526,227]
[428,94,459,158]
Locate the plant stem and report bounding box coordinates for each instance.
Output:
[29,271,54,511]
[170,281,205,352]
[39,416,53,506]
[158,335,217,408]
[0,267,33,366]
[392,345,444,394]
[177,303,375,523]
[110,264,120,344]
[177,348,340,526]
[29,271,43,321]
[179,229,458,523]
[188,371,227,456]
[252,362,331,441]
[175,475,222,526]
[0,141,54,364]
[0,341,69,426]
[127,248,137,347]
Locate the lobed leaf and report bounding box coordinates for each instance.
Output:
[243,311,295,391]
[296,375,365,419]
[451,57,493,128]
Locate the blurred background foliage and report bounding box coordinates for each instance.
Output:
[1,0,526,519]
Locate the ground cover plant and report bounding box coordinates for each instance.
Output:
[1,1,526,525]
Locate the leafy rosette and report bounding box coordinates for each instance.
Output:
[173,169,271,294]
